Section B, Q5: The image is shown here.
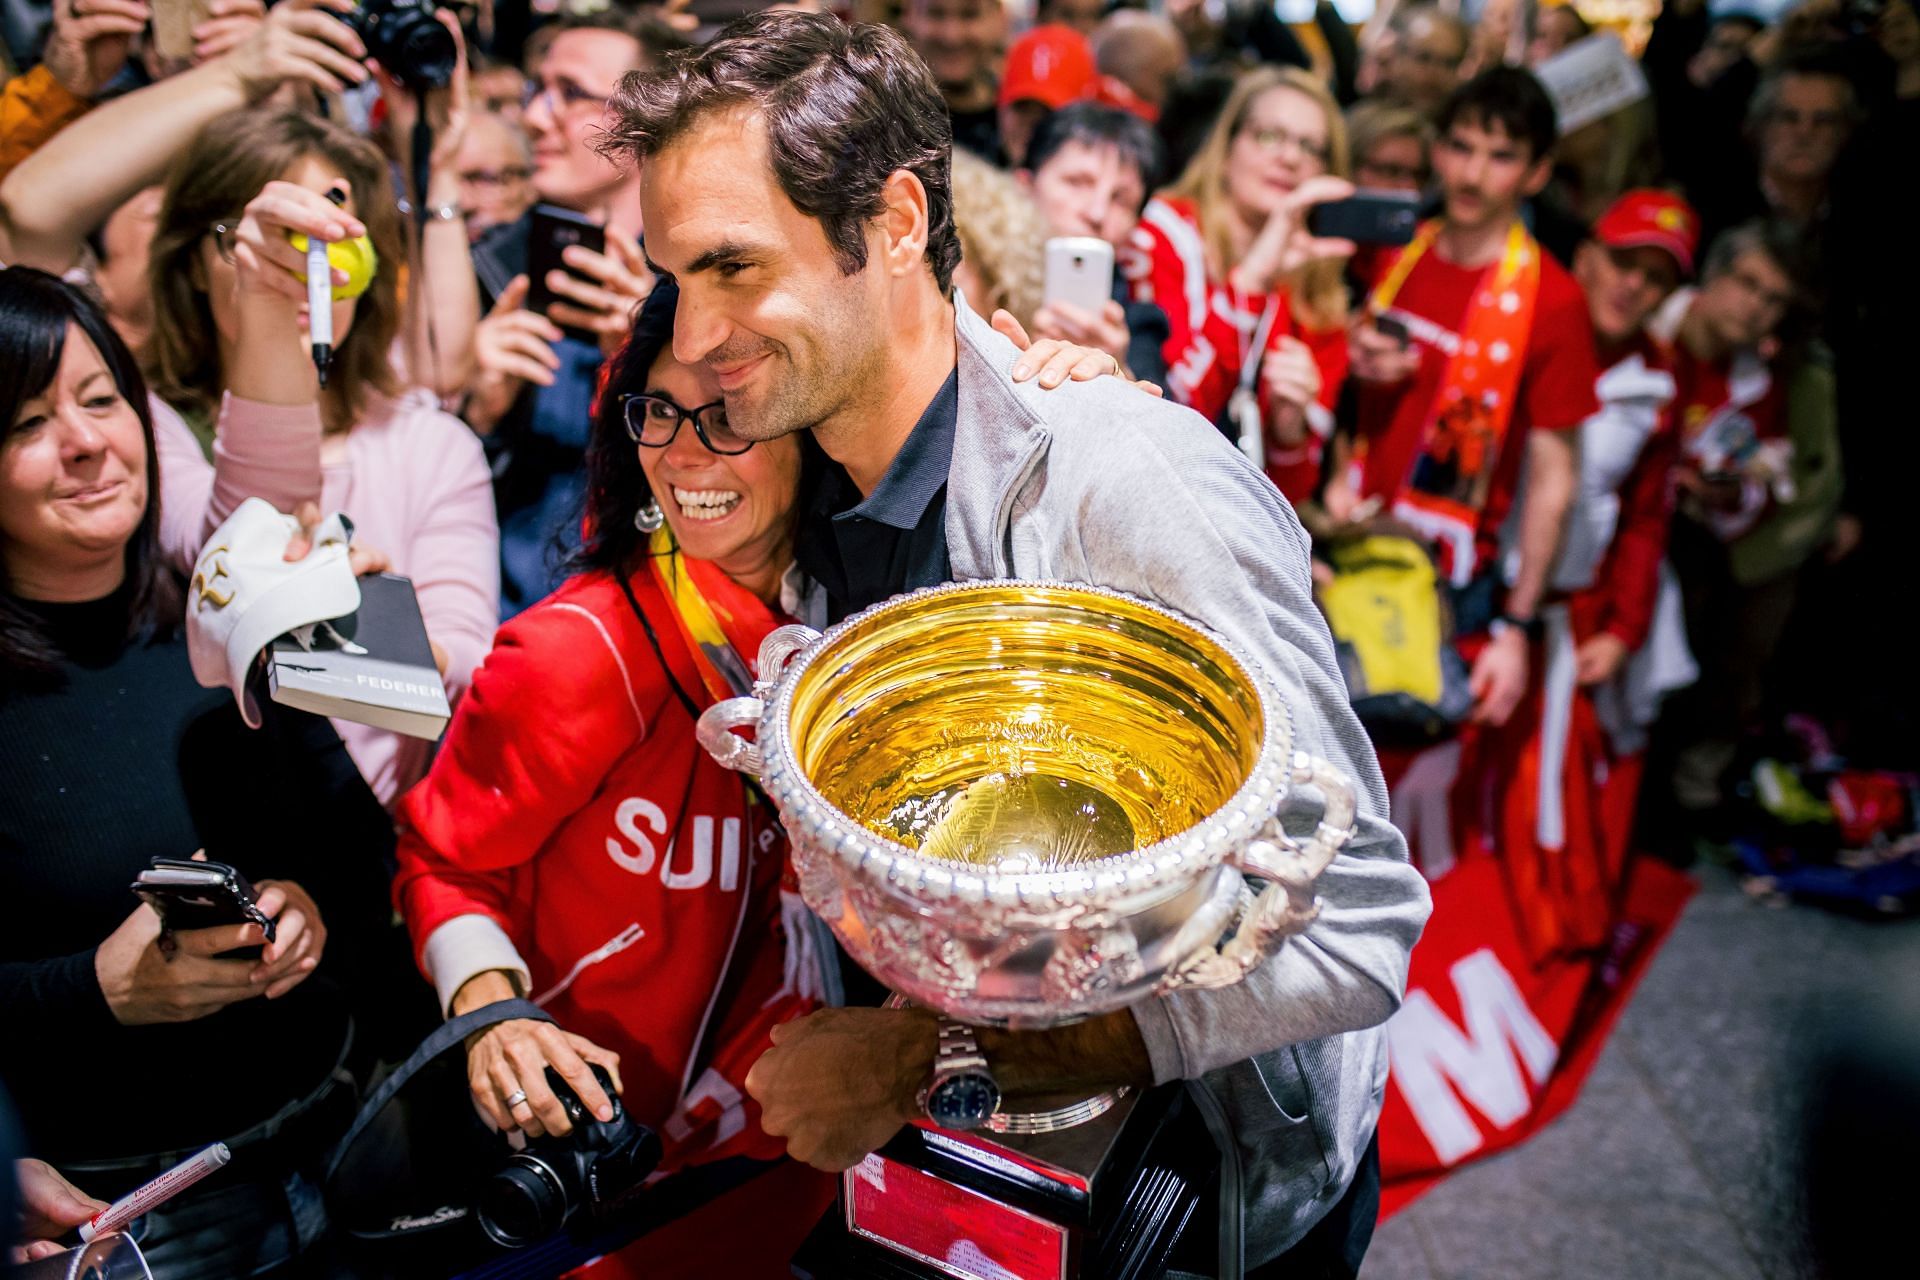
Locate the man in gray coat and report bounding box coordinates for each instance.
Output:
[612,11,1430,1273]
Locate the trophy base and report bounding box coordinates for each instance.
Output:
[791,1083,1218,1280]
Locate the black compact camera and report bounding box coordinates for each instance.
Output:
[475,1066,662,1249]
[343,0,457,91]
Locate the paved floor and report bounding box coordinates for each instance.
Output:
[1364,864,1920,1280]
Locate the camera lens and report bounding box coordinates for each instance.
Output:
[397,24,457,89]
[476,1157,570,1250]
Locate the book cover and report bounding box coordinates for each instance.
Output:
[267,573,451,740]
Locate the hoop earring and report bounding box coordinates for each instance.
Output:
[633,500,665,533]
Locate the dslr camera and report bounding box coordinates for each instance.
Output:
[343,0,458,91]
[476,1066,662,1249]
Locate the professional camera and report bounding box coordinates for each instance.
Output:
[475,1066,662,1249]
[342,0,457,92]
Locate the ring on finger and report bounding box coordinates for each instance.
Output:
[504,1089,529,1110]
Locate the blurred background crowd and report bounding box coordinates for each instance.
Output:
[2,0,1915,1275]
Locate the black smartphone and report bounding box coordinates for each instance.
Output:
[1308,190,1422,246]
[1373,314,1411,345]
[132,858,276,957]
[525,203,608,344]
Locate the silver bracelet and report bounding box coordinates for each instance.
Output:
[398,199,465,222]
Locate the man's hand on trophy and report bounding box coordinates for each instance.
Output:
[745,1006,938,1171]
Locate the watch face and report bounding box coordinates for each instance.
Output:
[927,1073,1001,1131]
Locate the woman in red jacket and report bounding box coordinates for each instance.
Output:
[392,278,830,1271]
[1124,65,1354,503]
[393,281,1126,1271]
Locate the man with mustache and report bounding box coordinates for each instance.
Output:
[1336,66,1597,729]
[610,11,1429,1275]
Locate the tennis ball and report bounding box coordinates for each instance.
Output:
[287,232,379,301]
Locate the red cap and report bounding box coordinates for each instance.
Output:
[999,25,1098,111]
[1592,189,1701,277]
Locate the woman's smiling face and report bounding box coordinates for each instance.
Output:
[633,346,804,590]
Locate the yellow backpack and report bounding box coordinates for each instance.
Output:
[1318,534,1473,743]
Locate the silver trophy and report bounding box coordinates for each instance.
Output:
[697,581,1358,1278]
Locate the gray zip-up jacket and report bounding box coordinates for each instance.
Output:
[796,297,1431,1265]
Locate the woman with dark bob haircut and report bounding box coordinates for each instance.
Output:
[0,267,402,1277]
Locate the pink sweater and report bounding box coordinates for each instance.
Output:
[154,389,500,807]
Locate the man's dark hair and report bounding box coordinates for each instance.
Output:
[1024,102,1164,204]
[604,11,961,293]
[1436,66,1560,163]
[1745,48,1865,136]
[0,268,179,690]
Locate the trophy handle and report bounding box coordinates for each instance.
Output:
[696,696,766,776]
[753,624,820,695]
[1168,751,1358,991]
[697,625,821,776]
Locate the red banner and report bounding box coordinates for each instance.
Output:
[1375,739,1695,1216]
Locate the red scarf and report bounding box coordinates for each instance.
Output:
[1362,220,1542,586]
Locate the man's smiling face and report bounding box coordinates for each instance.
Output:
[641,106,897,444]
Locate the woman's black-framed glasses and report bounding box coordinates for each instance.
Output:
[619,393,754,456]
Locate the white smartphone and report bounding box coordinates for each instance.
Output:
[1043,237,1115,316]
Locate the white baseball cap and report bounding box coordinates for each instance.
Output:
[187,497,363,727]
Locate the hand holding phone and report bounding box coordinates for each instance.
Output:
[98,858,272,1025]
[132,857,275,948]
[1306,190,1423,246]
[1043,237,1116,315]
[525,204,609,343]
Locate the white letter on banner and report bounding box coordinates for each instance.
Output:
[1386,948,1560,1165]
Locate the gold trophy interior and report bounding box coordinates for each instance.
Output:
[787,586,1263,876]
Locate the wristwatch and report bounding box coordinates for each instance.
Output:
[917,1018,1002,1132]
[1491,610,1545,642]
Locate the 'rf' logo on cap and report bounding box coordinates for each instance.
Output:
[194,546,234,610]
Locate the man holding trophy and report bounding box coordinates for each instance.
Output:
[611,11,1431,1277]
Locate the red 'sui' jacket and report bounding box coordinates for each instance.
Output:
[394,569,816,1171]
[1126,194,1347,502]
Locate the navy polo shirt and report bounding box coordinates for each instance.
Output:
[797,370,958,626]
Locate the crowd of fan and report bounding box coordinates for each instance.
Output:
[0,0,1911,1275]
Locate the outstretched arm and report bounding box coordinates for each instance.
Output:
[0,0,369,273]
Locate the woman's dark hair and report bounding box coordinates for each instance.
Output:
[1437,66,1561,164]
[0,267,180,688]
[1025,102,1165,205]
[603,10,962,294]
[573,279,680,575]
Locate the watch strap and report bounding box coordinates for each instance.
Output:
[934,1018,988,1073]
[1493,610,1544,641]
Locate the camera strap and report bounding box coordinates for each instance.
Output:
[323,997,554,1188]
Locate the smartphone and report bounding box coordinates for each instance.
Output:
[1043,237,1115,316]
[1373,314,1411,345]
[1308,191,1423,246]
[150,0,214,64]
[525,204,608,344]
[132,858,275,956]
